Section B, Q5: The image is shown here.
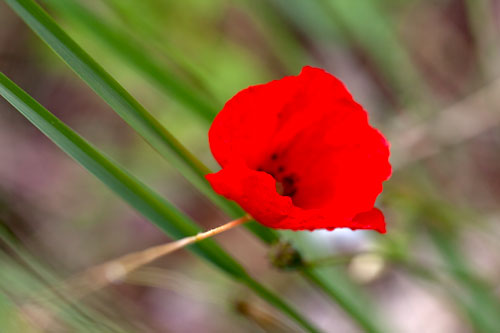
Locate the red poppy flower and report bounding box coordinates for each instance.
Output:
[206,66,391,233]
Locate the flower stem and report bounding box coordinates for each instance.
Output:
[66,215,251,295]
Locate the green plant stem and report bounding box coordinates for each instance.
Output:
[5,0,278,246]
[0,72,321,333]
[4,1,388,330]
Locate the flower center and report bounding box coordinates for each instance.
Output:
[258,153,298,200]
[276,175,297,197]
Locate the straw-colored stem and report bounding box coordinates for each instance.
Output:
[66,215,251,296]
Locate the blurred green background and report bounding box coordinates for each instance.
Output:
[1,0,500,332]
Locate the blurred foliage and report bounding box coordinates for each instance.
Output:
[1,0,500,332]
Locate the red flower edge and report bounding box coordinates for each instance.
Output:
[206,66,391,232]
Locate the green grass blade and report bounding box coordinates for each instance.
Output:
[3,0,207,175]
[0,72,321,333]
[0,71,242,278]
[3,1,389,329]
[284,231,388,333]
[41,0,218,122]
[100,0,221,104]
[4,0,279,245]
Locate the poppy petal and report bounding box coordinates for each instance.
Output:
[207,66,391,232]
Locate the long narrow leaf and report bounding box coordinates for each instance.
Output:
[0,72,321,333]
[4,0,278,244]
[0,72,242,278]
[103,0,220,101]
[41,0,218,122]
[4,1,389,330]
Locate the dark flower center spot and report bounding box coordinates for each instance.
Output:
[276,178,296,197]
[280,176,297,197]
[275,176,297,198]
[258,153,299,201]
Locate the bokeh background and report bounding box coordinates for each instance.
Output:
[1,0,500,332]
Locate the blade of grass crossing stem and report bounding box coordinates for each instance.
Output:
[0,72,240,277]
[4,1,387,330]
[4,0,277,244]
[0,73,321,333]
[41,0,218,122]
[3,0,207,184]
